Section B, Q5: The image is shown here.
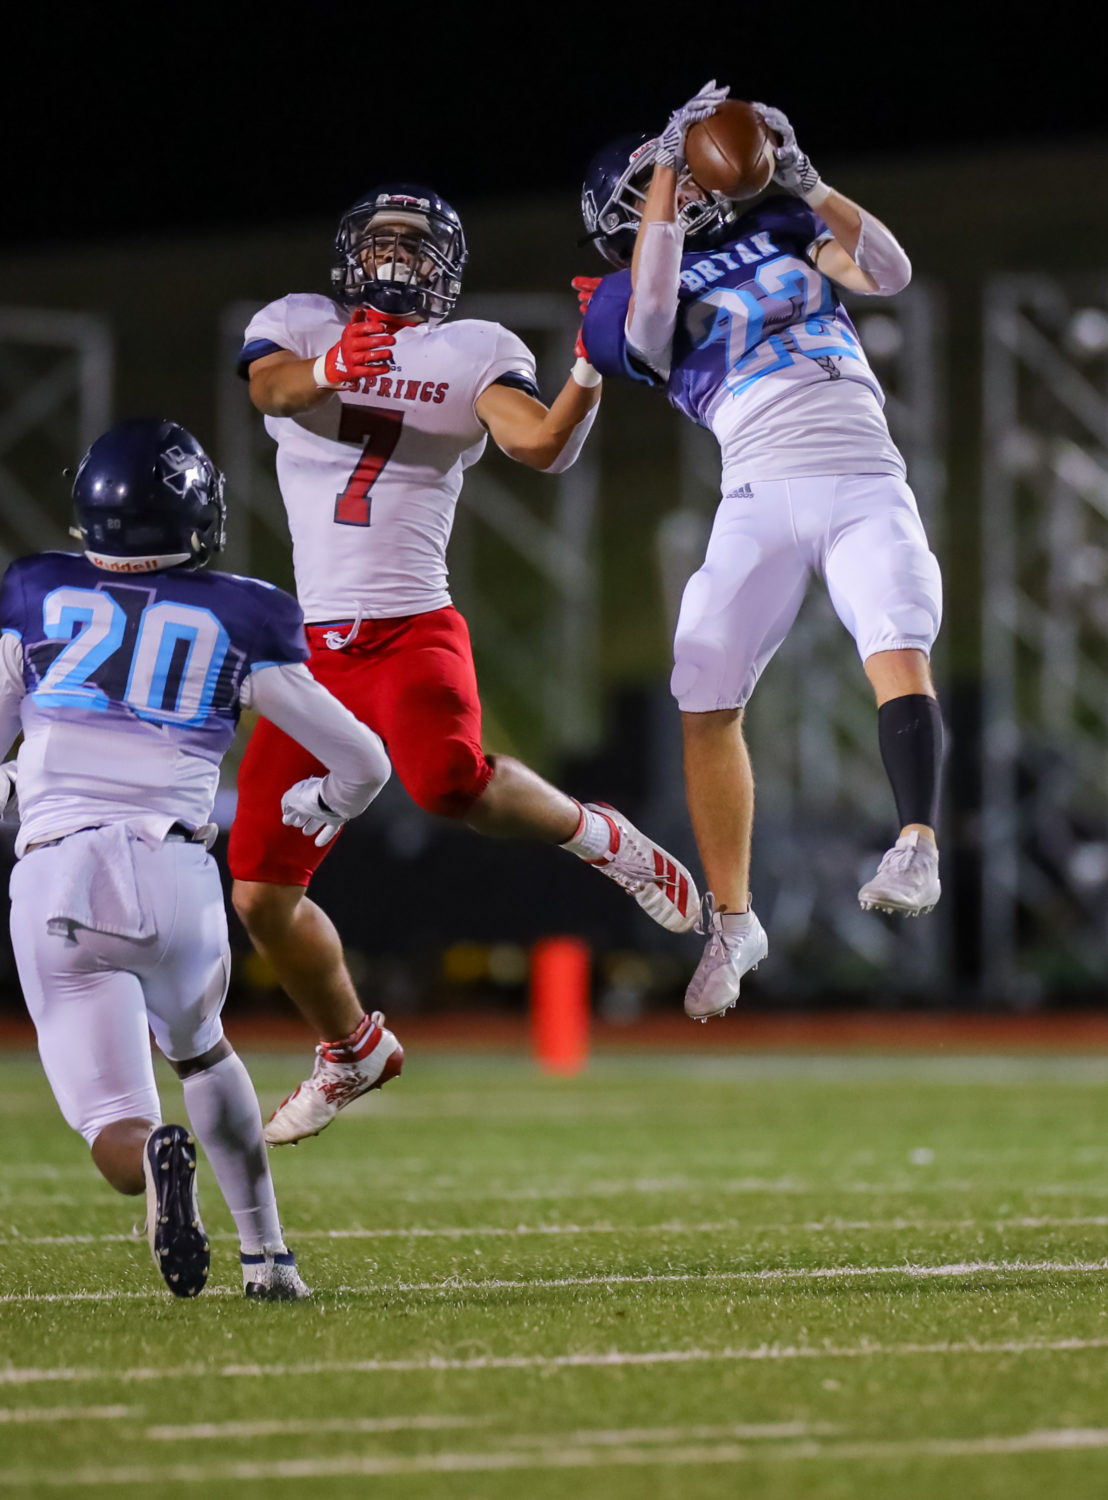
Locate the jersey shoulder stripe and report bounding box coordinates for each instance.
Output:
[237,338,287,379]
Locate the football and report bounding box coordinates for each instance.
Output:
[685,99,776,201]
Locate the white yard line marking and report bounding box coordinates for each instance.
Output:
[5,1213,1108,1248]
[3,1427,1108,1484]
[502,1421,840,1447]
[143,1418,833,1445]
[4,1333,1108,1388]
[145,1414,490,1440]
[8,1177,1108,1206]
[3,1256,1106,1305]
[0,1406,132,1425]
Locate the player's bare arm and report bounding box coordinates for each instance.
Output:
[475,372,600,472]
[248,311,397,417]
[249,349,332,416]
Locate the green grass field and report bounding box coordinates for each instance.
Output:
[3,1046,1108,1498]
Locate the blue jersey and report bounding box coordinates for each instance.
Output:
[583,196,883,436]
[0,552,307,754]
[0,553,309,848]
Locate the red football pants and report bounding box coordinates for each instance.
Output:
[228,606,493,887]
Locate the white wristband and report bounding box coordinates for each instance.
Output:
[571,357,602,388]
[802,180,831,207]
[311,353,334,388]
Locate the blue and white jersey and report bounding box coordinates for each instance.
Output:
[0,552,308,853]
[583,196,904,480]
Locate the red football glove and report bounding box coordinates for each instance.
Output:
[572,275,602,318]
[572,277,602,364]
[316,308,396,388]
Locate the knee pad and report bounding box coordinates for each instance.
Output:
[79,1092,162,1149]
[671,628,754,713]
[857,540,943,658]
[404,737,492,818]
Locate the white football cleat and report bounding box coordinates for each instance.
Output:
[142,1125,210,1298]
[858,831,941,915]
[242,1247,312,1301]
[264,1010,404,1146]
[684,903,768,1022]
[578,803,699,933]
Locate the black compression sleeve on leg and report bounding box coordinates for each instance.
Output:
[877,694,944,832]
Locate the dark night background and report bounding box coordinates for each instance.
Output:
[3,9,1102,246]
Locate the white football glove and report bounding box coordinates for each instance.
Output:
[752,102,826,201]
[280,776,348,847]
[655,79,730,171]
[0,761,17,820]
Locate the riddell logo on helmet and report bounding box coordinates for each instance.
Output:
[85,553,165,573]
[376,193,430,211]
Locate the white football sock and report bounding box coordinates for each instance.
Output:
[560,803,615,860]
[182,1052,284,1255]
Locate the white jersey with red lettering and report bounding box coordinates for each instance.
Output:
[239,293,537,621]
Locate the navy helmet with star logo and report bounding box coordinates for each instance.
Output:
[581,133,738,269]
[71,419,226,573]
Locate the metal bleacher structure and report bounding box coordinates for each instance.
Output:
[0,308,112,569]
[981,277,1108,1002]
[2,276,1106,1003]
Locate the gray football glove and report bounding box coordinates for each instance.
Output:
[655,79,730,171]
[281,776,347,847]
[752,102,825,200]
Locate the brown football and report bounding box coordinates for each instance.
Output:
[685,99,775,201]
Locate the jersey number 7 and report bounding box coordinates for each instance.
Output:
[335,408,404,526]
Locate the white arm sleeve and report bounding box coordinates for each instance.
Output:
[0,633,26,759]
[539,402,599,475]
[853,210,912,295]
[626,220,685,377]
[243,661,391,819]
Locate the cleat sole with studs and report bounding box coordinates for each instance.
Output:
[143,1126,210,1299]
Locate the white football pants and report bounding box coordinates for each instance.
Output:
[10,835,229,1146]
[670,473,942,712]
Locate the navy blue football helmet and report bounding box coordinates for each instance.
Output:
[581,133,738,269]
[331,184,467,322]
[71,419,226,573]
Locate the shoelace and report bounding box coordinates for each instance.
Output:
[600,827,675,891]
[316,1059,375,1106]
[695,892,753,958]
[301,1048,375,1107]
[876,842,919,875]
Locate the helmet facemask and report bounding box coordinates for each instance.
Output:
[332,199,466,322]
[582,137,736,269]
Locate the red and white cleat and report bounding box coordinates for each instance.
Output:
[264,1010,404,1146]
[579,803,699,934]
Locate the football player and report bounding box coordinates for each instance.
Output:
[0,419,393,1299]
[229,184,700,1145]
[579,85,945,1022]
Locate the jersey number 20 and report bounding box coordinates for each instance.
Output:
[335,408,404,526]
[34,588,229,726]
